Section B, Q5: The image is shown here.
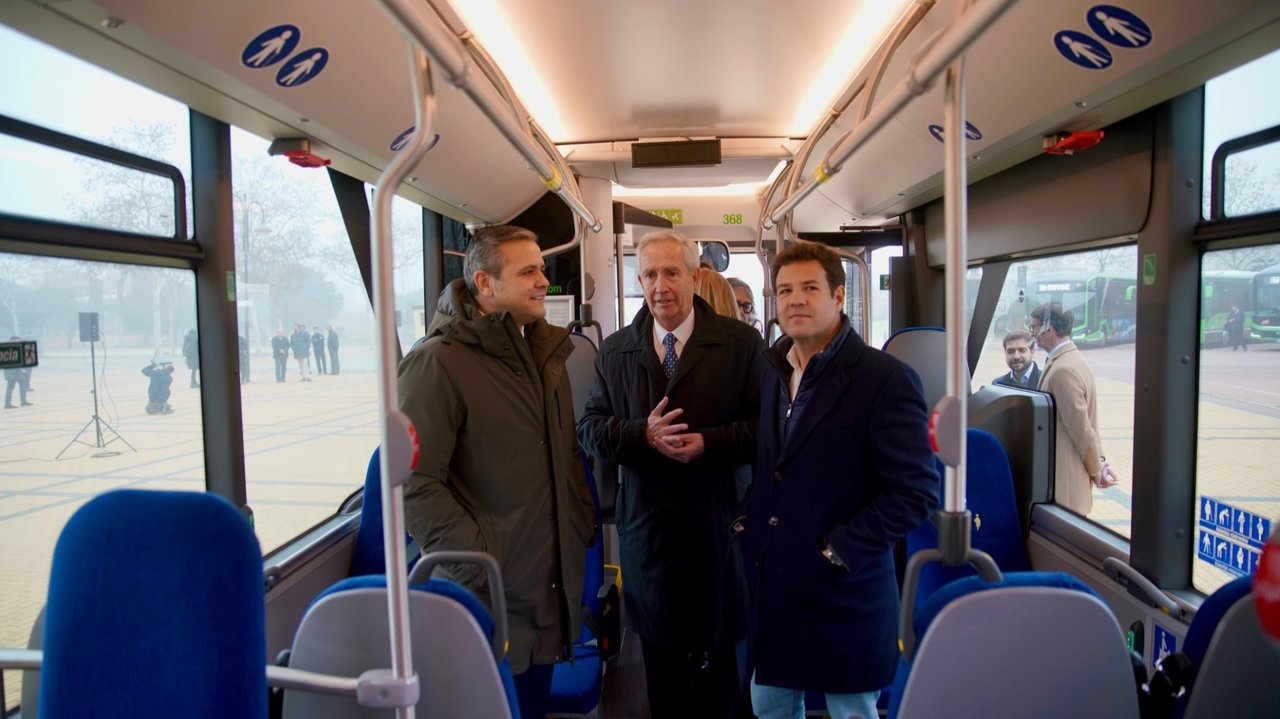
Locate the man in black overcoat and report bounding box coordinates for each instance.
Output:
[579,230,763,718]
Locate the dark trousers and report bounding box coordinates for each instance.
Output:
[274,356,287,382]
[313,349,326,374]
[329,348,339,374]
[640,637,742,719]
[512,662,555,719]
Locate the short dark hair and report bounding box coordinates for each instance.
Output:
[464,225,539,294]
[1030,302,1074,336]
[771,240,845,294]
[1003,330,1032,348]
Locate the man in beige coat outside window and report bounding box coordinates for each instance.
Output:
[1031,302,1118,516]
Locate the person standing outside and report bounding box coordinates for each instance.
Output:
[4,335,32,409]
[290,323,311,382]
[739,241,939,719]
[992,330,1042,389]
[1225,304,1247,351]
[326,325,340,374]
[238,334,250,384]
[1031,301,1118,516]
[398,225,596,719]
[271,329,290,382]
[311,326,327,375]
[578,230,763,718]
[182,329,200,388]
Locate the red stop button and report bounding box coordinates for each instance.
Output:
[1256,528,1280,641]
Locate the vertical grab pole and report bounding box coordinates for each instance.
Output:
[372,44,440,718]
[930,53,972,566]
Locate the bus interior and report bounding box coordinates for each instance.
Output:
[2,0,1280,716]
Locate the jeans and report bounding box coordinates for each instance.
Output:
[750,671,879,719]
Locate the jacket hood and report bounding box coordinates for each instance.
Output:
[426,279,490,345]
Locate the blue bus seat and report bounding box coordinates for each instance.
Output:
[39,490,267,719]
[1165,575,1279,719]
[282,574,519,718]
[882,327,967,410]
[547,450,621,717]
[348,446,417,577]
[890,572,1139,719]
[906,429,1032,612]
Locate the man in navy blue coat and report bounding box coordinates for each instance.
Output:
[739,241,939,719]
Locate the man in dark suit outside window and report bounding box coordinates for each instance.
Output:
[992,330,1042,389]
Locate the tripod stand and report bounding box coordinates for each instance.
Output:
[58,337,135,459]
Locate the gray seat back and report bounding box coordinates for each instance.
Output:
[282,587,513,719]
[1183,591,1280,719]
[566,332,598,423]
[882,327,968,410]
[896,586,1138,719]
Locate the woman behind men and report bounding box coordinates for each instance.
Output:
[697,265,745,322]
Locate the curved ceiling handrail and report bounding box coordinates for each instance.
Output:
[764,0,1020,230]
[376,0,602,233]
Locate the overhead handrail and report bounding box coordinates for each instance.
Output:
[764,0,1019,229]
[754,0,935,327]
[831,247,873,339]
[376,0,602,233]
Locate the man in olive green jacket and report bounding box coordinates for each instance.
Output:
[398,226,596,718]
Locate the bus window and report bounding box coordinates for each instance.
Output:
[1202,47,1280,219]
[1200,270,1254,346]
[964,267,983,337]
[725,252,766,336]
[0,25,193,239]
[867,245,901,350]
[1254,264,1280,344]
[231,128,379,554]
[975,246,1137,537]
[376,188,427,353]
[1194,245,1280,595]
[0,253,201,711]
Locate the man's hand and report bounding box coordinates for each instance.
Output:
[646,396,688,449]
[658,432,705,463]
[1093,460,1119,488]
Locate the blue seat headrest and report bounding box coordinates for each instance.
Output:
[913,571,1100,646]
[40,490,266,719]
[1182,575,1253,664]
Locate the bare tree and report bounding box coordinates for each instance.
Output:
[318,189,425,287]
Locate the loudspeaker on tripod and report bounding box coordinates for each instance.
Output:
[79,312,100,342]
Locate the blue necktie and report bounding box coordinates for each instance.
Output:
[662,332,678,379]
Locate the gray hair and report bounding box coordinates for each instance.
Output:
[634,230,699,272]
[463,225,538,294]
[1031,302,1074,337]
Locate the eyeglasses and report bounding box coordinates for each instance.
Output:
[737,301,754,314]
